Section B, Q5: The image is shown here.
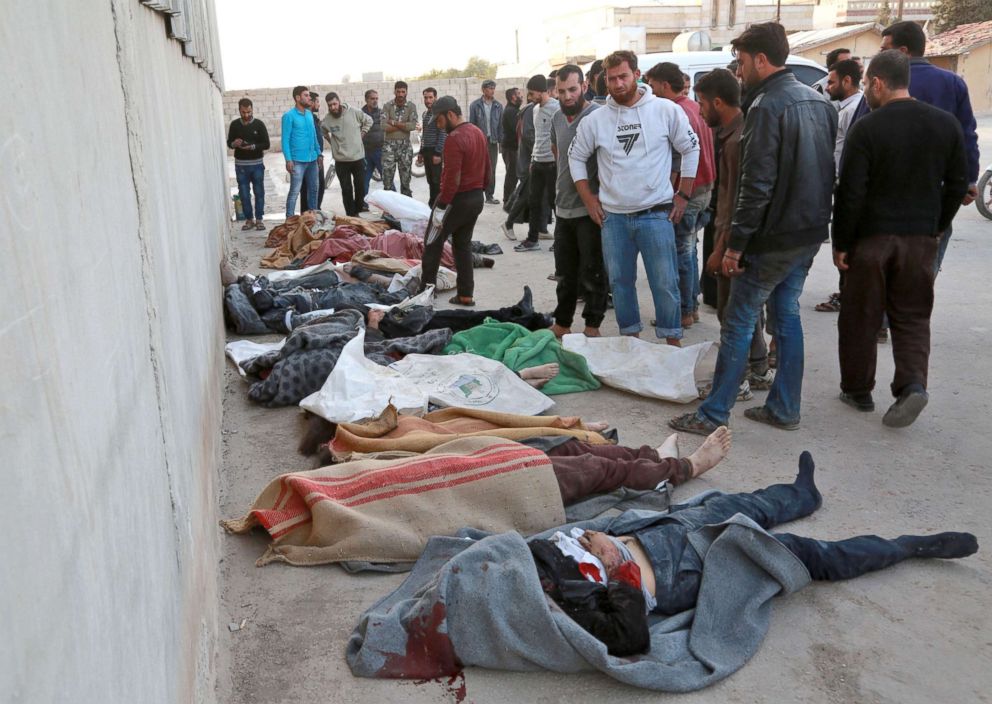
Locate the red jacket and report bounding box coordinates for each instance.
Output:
[674,96,716,190]
[438,122,491,207]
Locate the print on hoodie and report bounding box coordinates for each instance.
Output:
[568,85,700,214]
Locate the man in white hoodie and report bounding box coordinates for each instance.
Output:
[569,50,700,345]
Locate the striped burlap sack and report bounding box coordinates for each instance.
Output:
[222,437,566,567]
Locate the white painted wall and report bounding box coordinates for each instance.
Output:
[0,2,227,702]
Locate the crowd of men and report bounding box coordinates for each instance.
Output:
[226,19,978,432]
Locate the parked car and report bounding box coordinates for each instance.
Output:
[635,50,828,89]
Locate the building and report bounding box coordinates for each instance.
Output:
[787,22,885,64]
[926,20,992,114]
[816,0,936,25]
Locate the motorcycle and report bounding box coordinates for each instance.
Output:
[977,162,992,220]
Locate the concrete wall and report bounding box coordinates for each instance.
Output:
[223,78,532,151]
[0,1,227,703]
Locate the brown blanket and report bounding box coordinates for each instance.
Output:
[329,405,610,461]
[221,437,565,566]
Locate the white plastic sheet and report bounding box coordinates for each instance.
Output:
[389,353,555,415]
[225,339,285,379]
[365,285,435,312]
[365,191,430,234]
[387,265,456,293]
[562,335,716,403]
[264,260,341,282]
[299,330,428,423]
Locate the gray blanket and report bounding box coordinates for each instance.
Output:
[346,508,810,691]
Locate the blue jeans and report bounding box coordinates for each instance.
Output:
[675,192,711,316]
[363,148,382,203]
[601,209,682,339]
[286,160,318,218]
[235,163,265,221]
[934,222,952,275]
[697,243,820,426]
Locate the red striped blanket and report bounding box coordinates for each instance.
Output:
[222,437,566,567]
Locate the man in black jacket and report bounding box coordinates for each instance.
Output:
[227,98,270,231]
[500,87,522,203]
[671,22,837,436]
[832,51,968,428]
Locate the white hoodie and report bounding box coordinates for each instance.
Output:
[568,85,700,214]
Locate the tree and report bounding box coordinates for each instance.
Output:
[414,56,498,81]
[877,0,892,26]
[932,0,992,32]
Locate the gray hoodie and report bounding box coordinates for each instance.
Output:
[568,85,699,214]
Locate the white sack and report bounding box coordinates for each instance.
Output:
[365,190,431,224]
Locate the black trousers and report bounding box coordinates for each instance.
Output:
[527,162,557,241]
[484,143,499,199]
[421,189,484,298]
[334,159,366,217]
[553,215,608,329]
[502,147,518,203]
[422,150,443,208]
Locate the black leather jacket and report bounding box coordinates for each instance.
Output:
[730,70,837,255]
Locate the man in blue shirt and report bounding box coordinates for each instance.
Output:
[881,21,980,272]
[281,85,322,219]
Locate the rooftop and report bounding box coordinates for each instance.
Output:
[787,22,882,52]
[926,20,992,56]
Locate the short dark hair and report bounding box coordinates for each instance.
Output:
[325,91,340,103]
[238,97,253,109]
[604,50,638,73]
[556,64,584,85]
[308,91,319,100]
[831,59,862,86]
[394,80,408,90]
[867,49,910,90]
[882,21,926,57]
[595,72,607,95]
[423,87,437,97]
[645,62,684,92]
[292,85,309,100]
[548,69,559,78]
[731,22,790,67]
[364,89,377,100]
[693,68,742,107]
[505,87,519,101]
[589,59,604,77]
[825,47,851,68]
[526,74,548,92]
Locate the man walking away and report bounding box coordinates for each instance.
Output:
[514,75,560,252]
[419,88,446,208]
[501,87,522,203]
[548,64,608,339]
[645,62,717,328]
[469,80,504,204]
[696,68,773,397]
[361,90,386,208]
[419,97,490,306]
[569,50,700,346]
[227,97,270,231]
[381,81,419,197]
[669,23,836,435]
[881,21,980,273]
[281,86,322,218]
[321,92,373,217]
[833,50,968,428]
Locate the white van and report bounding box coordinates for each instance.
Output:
[634,50,828,89]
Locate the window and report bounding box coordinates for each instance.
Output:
[789,64,828,86]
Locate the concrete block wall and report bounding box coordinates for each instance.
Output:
[1,1,227,703]
[223,77,533,151]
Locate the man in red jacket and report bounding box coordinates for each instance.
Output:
[420,96,492,306]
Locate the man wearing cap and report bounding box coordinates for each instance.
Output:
[469,80,504,205]
[420,96,491,306]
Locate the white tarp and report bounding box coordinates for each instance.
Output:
[225,339,285,379]
[562,335,716,403]
[365,191,430,234]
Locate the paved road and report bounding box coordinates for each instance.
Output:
[217,117,992,704]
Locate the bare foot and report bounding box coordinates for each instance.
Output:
[681,314,694,328]
[656,432,680,459]
[367,309,385,330]
[666,337,682,347]
[686,426,732,478]
[585,421,609,432]
[550,323,572,339]
[583,326,601,337]
[520,363,560,388]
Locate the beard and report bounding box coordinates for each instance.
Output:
[560,97,586,116]
[609,81,638,104]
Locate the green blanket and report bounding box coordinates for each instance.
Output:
[443,319,600,395]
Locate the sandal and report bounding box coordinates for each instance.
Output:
[448,295,475,306]
[240,220,254,231]
[668,411,720,436]
[255,221,266,231]
[814,293,841,312]
[743,406,799,431]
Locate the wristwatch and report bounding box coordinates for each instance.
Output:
[676,190,691,201]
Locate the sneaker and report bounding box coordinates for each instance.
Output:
[839,391,875,412]
[500,223,517,241]
[697,380,751,402]
[747,369,775,391]
[486,197,501,205]
[547,273,563,281]
[877,327,889,343]
[743,406,800,431]
[882,385,928,428]
[514,240,541,252]
[668,411,720,436]
[538,231,554,240]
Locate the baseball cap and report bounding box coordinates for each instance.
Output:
[432,96,461,115]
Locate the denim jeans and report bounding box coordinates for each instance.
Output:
[286,160,318,218]
[934,222,952,275]
[696,243,820,426]
[601,209,682,339]
[235,163,265,221]
[675,190,711,316]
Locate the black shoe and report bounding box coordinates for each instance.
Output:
[839,391,875,412]
[514,240,541,252]
[883,384,928,428]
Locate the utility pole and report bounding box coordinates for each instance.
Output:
[776,0,782,22]
[896,0,904,20]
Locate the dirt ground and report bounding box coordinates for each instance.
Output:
[216,120,992,704]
